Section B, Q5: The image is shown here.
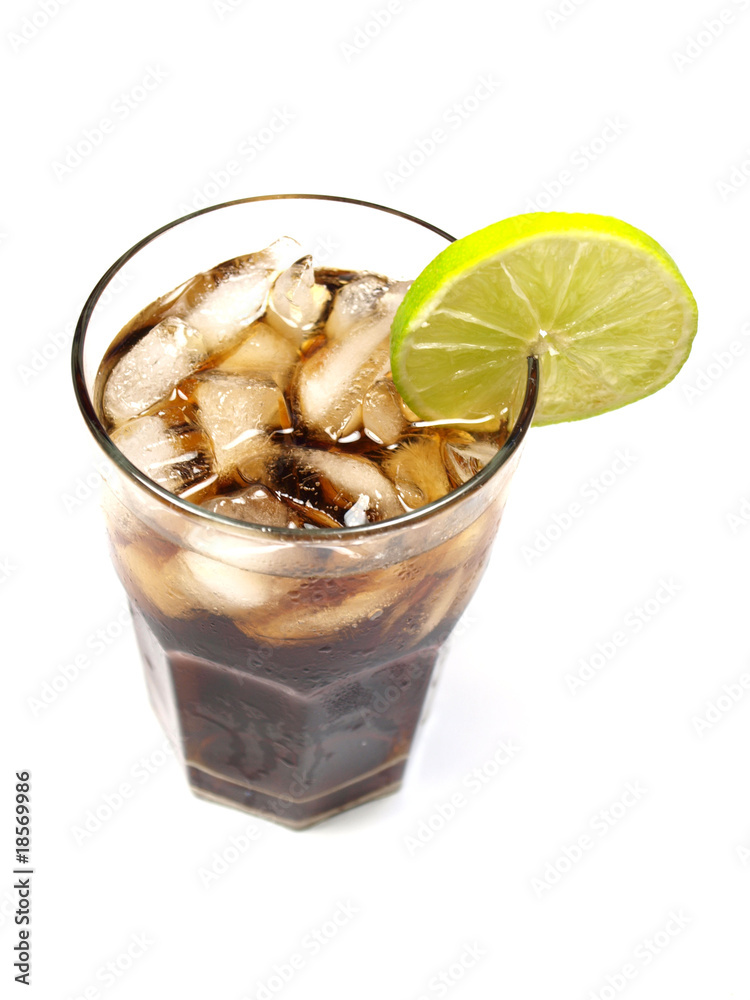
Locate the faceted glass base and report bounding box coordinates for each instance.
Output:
[132,603,441,828]
[189,762,406,830]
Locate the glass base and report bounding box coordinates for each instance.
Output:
[188,759,406,829]
[131,602,443,828]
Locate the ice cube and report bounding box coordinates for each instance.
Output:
[293,279,410,441]
[102,318,207,425]
[233,444,344,530]
[294,338,389,441]
[362,378,409,445]
[325,274,392,340]
[343,494,370,527]
[177,549,291,617]
[278,495,346,529]
[286,447,404,523]
[284,501,342,529]
[409,570,464,643]
[442,432,502,486]
[114,543,194,619]
[110,413,217,498]
[265,256,330,341]
[184,238,301,351]
[216,320,298,390]
[193,372,291,477]
[239,574,390,641]
[382,435,451,509]
[117,238,301,356]
[121,540,295,623]
[201,484,303,528]
[234,441,284,491]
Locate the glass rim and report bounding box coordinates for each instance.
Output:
[72,193,539,540]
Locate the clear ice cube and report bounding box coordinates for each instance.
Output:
[238,575,389,641]
[293,279,410,441]
[110,413,217,497]
[265,256,330,342]
[362,378,409,446]
[201,484,303,528]
[177,550,291,617]
[102,317,207,425]
[288,447,404,523]
[115,544,193,619]
[216,320,298,390]
[193,372,291,478]
[442,433,502,486]
[117,238,301,358]
[184,238,301,351]
[325,274,392,341]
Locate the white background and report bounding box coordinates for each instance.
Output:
[4,0,750,997]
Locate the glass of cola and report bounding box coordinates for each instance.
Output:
[72,195,537,828]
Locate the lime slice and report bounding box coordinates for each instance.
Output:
[390,213,698,426]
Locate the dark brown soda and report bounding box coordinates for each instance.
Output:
[114,526,495,828]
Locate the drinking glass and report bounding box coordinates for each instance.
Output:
[72,195,538,828]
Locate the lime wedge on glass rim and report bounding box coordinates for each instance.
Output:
[390,213,698,426]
